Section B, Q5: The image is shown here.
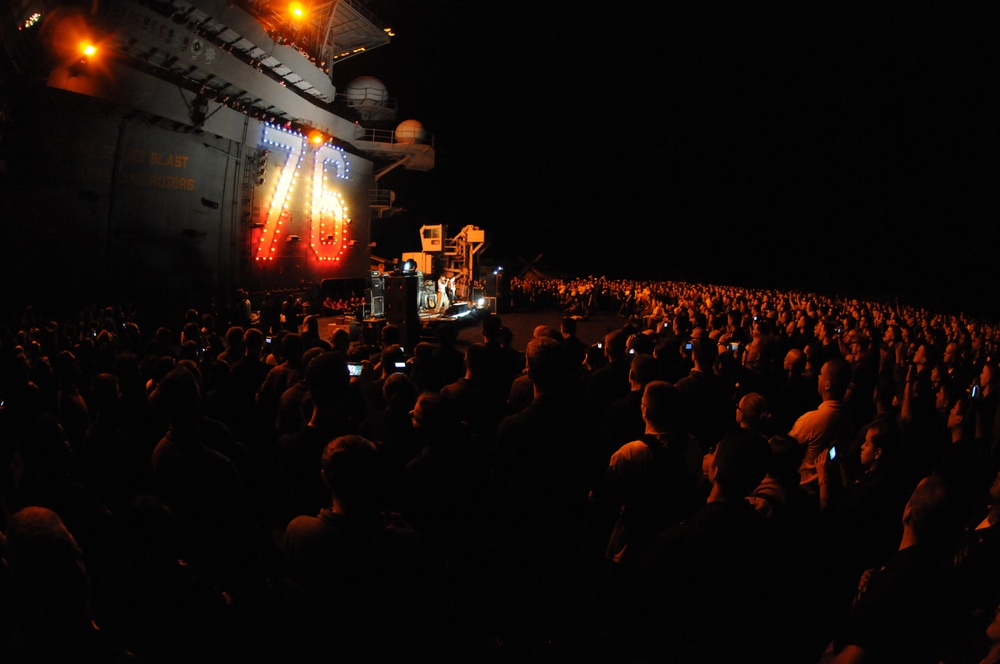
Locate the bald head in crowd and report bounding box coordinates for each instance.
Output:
[630,354,660,392]
[818,358,850,402]
[603,330,627,362]
[526,336,569,394]
[784,348,806,376]
[641,380,684,434]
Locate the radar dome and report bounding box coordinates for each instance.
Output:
[345,76,388,106]
[395,119,426,145]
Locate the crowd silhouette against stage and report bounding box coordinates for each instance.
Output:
[3,274,1000,663]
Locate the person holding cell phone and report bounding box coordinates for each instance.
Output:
[816,419,911,578]
[789,357,854,494]
[275,352,357,523]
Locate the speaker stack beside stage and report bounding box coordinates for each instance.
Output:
[382,273,421,351]
[487,269,511,313]
[367,270,385,318]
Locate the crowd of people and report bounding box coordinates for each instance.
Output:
[2,275,1000,663]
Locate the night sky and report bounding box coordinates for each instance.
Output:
[339,5,995,317]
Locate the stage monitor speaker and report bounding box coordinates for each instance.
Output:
[382,274,420,351]
[369,272,384,299]
[487,271,511,313]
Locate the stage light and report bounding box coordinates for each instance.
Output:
[402,259,417,272]
[80,42,96,57]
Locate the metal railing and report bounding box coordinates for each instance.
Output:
[335,87,399,112]
[369,188,393,207]
[356,127,434,147]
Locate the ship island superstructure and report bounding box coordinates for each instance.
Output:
[0,0,433,311]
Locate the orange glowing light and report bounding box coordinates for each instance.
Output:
[80,42,96,57]
[288,2,306,20]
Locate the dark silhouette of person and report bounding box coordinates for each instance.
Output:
[598,380,701,571]
[439,342,509,452]
[584,329,631,420]
[256,332,305,438]
[80,372,151,514]
[489,335,595,654]
[628,428,776,663]
[675,334,735,453]
[401,391,493,581]
[560,316,588,369]
[276,351,355,525]
[599,352,661,475]
[149,366,271,599]
[826,474,964,663]
[2,506,139,662]
[430,321,466,389]
[282,434,458,662]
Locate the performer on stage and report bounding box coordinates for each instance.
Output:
[436,274,451,313]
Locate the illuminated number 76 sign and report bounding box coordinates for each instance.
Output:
[255,123,352,262]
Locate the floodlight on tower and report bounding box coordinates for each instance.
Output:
[288,1,306,22]
[69,39,97,76]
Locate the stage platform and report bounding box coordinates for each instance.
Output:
[307,304,628,359]
[310,300,485,343]
[418,300,483,324]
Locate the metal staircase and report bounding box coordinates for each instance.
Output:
[442,225,486,290]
